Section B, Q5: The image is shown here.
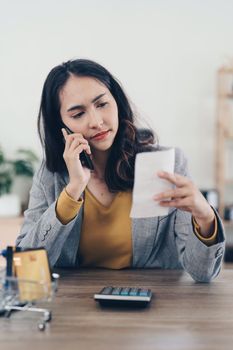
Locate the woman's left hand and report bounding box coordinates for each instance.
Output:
[153,171,215,237]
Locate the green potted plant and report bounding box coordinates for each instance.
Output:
[0,147,39,216]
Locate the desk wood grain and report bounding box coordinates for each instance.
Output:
[0,267,233,350]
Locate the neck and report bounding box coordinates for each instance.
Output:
[91,149,110,181]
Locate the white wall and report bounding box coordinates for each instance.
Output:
[1,0,233,188]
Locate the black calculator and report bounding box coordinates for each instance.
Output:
[94,286,152,307]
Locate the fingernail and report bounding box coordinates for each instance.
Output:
[157,171,164,176]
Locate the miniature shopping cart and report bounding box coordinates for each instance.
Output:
[0,267,59,331]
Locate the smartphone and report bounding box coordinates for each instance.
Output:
[62,125,94,170]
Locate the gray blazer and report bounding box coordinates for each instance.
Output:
[16,148,225,282]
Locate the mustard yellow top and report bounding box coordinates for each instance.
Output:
[79,188,132,268]
[55,188,217,268]
[56,188,132,269]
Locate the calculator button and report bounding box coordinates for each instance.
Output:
[129,288,139,296]
[112,287,122,295]
[139,289,149,296]
[120,287,130,296]
[101,287,113,295]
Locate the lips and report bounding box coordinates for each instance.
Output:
[91,130,109,139]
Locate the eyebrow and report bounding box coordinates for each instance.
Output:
[67,93,107,112]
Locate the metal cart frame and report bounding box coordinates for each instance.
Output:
[0,268,59,331]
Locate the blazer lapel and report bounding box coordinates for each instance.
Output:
[132,216,159,267]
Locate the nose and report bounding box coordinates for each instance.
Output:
[88,108,103,129]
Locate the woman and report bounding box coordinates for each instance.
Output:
[16,59,225,282]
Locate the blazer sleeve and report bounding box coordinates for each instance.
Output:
[173,148,226,282]
[15,162,83,267]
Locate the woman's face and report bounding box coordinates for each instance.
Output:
[59,75,119,152]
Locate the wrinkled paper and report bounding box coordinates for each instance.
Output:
[130,148,175,218]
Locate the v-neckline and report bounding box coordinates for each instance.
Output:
[85,187,120,209]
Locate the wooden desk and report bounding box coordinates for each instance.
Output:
[0,267,233,350]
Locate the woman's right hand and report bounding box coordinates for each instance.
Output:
[61,128,92,200]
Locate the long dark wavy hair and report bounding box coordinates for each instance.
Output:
[37,58,158,192]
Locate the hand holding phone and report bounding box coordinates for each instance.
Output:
[62,127,92,200]
[62,125,94,171]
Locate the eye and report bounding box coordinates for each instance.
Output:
[97,102,108,108]
[71,111,85,119]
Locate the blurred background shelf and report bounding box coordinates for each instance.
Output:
[223,220,233,227]
[0,216,23,266]
[216,66,233,217]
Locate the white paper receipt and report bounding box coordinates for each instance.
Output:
[130,148,175,218]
